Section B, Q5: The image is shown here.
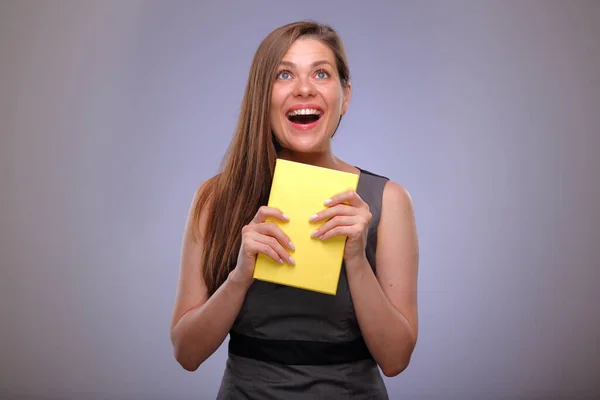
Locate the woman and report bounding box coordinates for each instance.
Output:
[170,20,419,399]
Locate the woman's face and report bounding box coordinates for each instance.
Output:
[270,37,351,155]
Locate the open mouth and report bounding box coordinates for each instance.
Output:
[286,108,323,125]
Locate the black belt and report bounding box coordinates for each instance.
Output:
[228,331,373,365]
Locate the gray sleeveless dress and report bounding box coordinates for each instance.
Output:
[216,167,390,399]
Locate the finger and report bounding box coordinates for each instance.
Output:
[311,215,355,239]
[251,240,285,264]
[323,190,366,209]
[309,204,355,223]
[255,222,295,251]
[253,233,295,265]
[319,225,361,241]
[252,205,290,224]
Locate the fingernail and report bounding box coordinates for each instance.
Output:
[309,214,318,221]
[288,241,295,251]
[324,199,332,205]
[282,214,290,220]
[288,256,295,265]
[278,258,284,264]
[311,230,319,237]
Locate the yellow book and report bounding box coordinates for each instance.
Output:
[253,158,360,295]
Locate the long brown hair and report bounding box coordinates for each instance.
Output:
[193,20,351,296]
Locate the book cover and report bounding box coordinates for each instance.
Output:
[253,158,360,295]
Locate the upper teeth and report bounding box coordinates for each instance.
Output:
[287,108,322,116]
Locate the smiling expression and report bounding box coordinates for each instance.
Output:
[270,37,351,154]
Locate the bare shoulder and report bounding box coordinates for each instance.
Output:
[191,176,218,218]
[375,179,419,336]
[381,180,414,216]
[378,179,418,256]
[185,176,220,237]
[170,176,218,332]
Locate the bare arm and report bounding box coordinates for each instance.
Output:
[346,181,419,377]
[171,272,251,371]
[170,183,293,371]
[310,181,419,377]
[169,185,250,371]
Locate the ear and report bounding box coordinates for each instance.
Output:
[341,81,352,116]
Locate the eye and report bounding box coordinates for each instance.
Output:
[276,70,292,80]
[315,69,330,79]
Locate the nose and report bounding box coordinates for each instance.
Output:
[292,75,316,98]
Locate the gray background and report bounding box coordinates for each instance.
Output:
[1,1,599,399]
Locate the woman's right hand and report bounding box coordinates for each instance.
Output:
[229,206,295,287]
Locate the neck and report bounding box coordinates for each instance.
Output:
[278,148,341,170]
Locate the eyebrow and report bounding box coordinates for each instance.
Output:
[278,60,333,69]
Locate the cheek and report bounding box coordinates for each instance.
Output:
[326,100,343,120]
[269,97,285,121]
[269,103,281,122]
[269,104,285,136]
[326,88,344,111]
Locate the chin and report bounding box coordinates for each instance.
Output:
[277,117,333,152]
[279,131,330,154]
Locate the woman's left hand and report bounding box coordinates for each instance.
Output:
[309,189,371,263]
